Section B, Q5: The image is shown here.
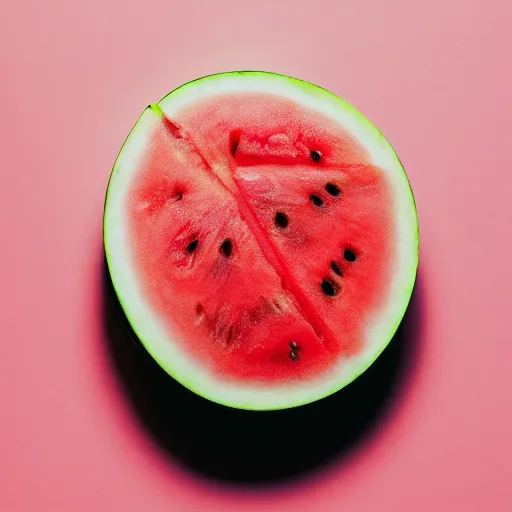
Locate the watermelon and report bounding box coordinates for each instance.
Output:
[103,71,419,411]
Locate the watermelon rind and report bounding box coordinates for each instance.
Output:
[103,71,419,411]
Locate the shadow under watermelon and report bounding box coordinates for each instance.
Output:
[101,256,424,487]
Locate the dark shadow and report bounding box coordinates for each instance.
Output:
[101,255,424,487]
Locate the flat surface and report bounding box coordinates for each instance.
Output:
[1,1,510,510]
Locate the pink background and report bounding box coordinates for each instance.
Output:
[1,0,511,510]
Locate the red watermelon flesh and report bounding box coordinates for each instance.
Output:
[235,163,392,357]
[128,94,393,384]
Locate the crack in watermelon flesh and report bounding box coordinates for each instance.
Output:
[128,94,393,384]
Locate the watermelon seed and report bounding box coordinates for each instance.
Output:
[344,249,357,262]
[321,279,338,297]
[290,350,300,361]
[186,239,199,254]
[220,239,233,257]
[325,183,340,197]
[289,342,300,361]
[311,150,322,162]
[310,194,324,207]
[331,261,342,276]
[275,212,289,228]
[229,130,241,156]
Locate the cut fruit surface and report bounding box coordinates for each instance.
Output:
[103,71,419,410]
[234,162,393,357]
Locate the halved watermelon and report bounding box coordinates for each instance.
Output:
[103,71,419,410]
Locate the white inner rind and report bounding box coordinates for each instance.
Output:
[103,72,419,410]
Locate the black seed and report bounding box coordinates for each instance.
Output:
[174,191,183,201]
[220,239,233,257]
[275,211,289,228]
[290,349,300,361]
[325,183,340,196]
[229,131,241,156]
[311,150,322,162]
[321,279,338,297]
[289,341,300,360]
[344,249,357,262]
[186,239,198,253]
[310,194,324,207]
[331,261,342,276]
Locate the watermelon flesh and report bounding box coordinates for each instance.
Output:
[128,93,393,383]
[130,119,329,381]
[235,163,392,357]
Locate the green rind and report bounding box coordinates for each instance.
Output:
[103,71,419,411]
